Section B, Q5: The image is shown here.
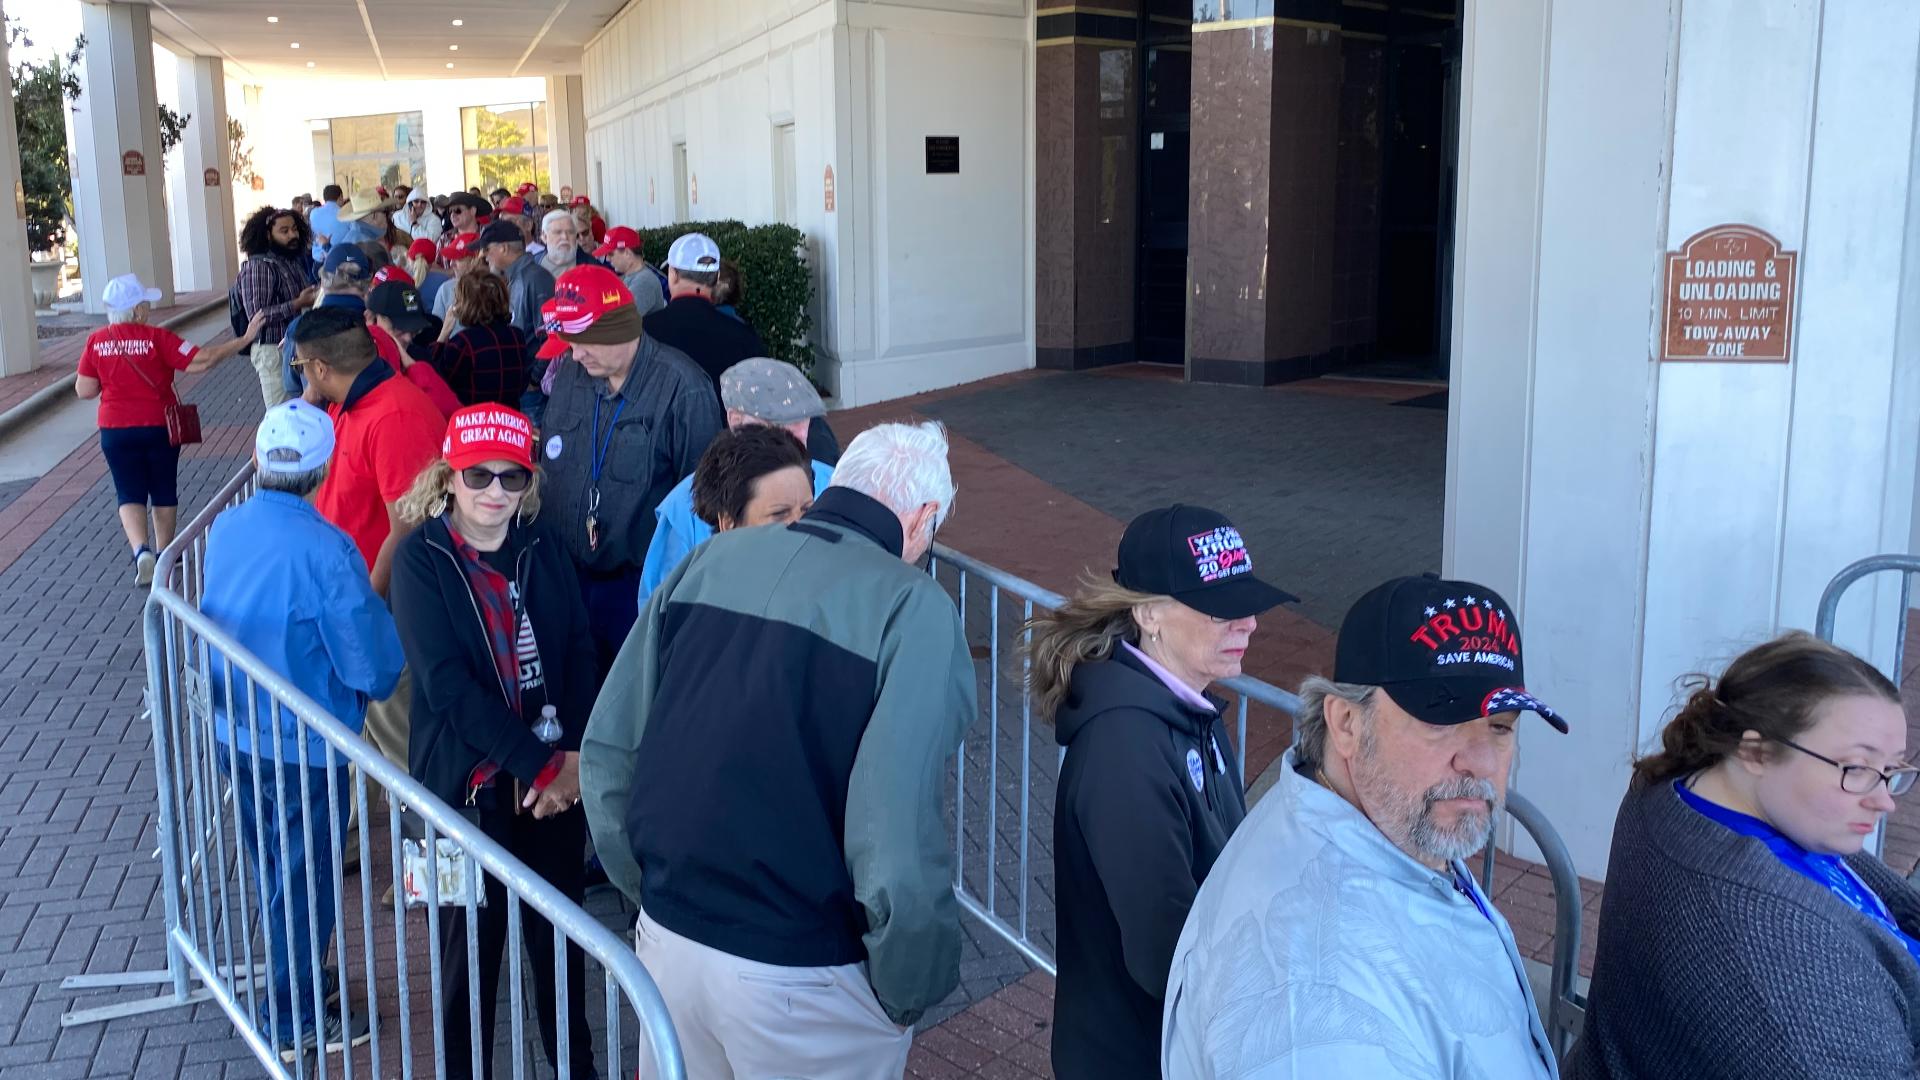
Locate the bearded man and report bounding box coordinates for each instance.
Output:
[236,204,321,408]
[536,209,607,278]
[1160,575,1568,1080]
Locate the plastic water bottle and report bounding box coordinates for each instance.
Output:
[533,704,562,746]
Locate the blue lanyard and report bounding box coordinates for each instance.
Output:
[1453,867,1495,924]
[590,394,626,485]
[1676,779,1920,966]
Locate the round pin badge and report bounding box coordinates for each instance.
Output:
[1185,748,1205,793]
[545,435,563,460]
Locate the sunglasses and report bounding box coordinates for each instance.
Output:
[459,466,532,493]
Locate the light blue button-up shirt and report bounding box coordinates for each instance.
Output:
[638,460,835,606]
[202,489,405,765]
[1163,747,1558,1080]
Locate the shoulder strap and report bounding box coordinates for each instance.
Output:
[117,336,180,406]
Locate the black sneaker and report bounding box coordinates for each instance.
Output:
[276,1008,371,1063]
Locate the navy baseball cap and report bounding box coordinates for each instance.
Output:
[321,243,371,276]
[1114,505,1297,620]
[477,221,524,248]
[1334,575,1567,732]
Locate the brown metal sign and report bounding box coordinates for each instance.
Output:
[1662,224,1796,362]
[121,150,146,177]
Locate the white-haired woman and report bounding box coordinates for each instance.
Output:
[76,274,264,584]
[1026,505,1292,1080]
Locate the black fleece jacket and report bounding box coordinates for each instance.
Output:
[1050,645,1247,1080]
[390,513,597,807]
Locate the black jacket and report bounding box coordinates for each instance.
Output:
[643,295,768,392]
[1051,646,1247,1080]
[390,513,598,807]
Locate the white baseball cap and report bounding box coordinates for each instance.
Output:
[101,274,162,312]
[255,399,336,474]
[666,232,722,273]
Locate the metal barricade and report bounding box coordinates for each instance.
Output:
[1815,553,1920,863]
[65,464,683,1080]
[929,542,1587,1060]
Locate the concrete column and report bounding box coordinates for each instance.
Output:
[1034,17,1140,372]
[1185,20,1341,384]
[1447,0,1920,878]
[168,55,237,291]
[71,1,172,314]
[0,0,41,375]
[546,76,589,198]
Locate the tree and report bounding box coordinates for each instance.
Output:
[7,17,82,254]
[157,104,189,161]
[227,117,258,189]
[469,110,541,192]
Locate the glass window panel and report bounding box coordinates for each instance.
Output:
[533,102,550,147]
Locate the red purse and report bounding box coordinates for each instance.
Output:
[124,354,203,447]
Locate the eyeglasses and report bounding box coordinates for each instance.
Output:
[1774,736,1919,796]
[459,466,532,493]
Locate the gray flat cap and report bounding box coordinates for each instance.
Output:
[720,358,825,422]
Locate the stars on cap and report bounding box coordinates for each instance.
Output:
[1442,598,1457,609]
[1463,594,1477,606]
[1424,606,1437,617]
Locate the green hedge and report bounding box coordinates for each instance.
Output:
[638,220,815,377]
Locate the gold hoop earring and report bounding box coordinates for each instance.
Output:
[432,492,449,518]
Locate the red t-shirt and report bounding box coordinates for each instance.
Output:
[77,324,198,429]
[315,374,445,570]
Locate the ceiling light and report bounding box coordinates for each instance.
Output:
[451,18,464,26]
[267,16,279,23]
[445,62,455,69]
[449,44,458,51]
[306,61,316,68]
[290,42,300,49]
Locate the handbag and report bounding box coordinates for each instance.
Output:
[398,802,488,908]
[123,352,202,447]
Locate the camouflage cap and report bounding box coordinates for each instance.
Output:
[719,358,825,422]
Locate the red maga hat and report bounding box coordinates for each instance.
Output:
[535,265,635,359]
[593,226,641,259]
[442,405,535,471]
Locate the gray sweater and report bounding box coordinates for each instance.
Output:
[1570,778,1920,1079]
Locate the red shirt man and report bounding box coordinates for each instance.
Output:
[292,307,444,594]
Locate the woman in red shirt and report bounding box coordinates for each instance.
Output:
[76,274,265,585]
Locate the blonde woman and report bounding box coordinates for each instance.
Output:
[387,404,598,1080]
[1027,505,1292,1080]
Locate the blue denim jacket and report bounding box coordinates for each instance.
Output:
[203,490,405,764]
[637,460,834,606]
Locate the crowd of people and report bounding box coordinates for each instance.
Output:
[72,180,1920,1079]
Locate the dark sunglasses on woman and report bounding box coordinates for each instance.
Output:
[460,466,532,493]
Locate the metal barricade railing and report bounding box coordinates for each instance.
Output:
[1815,553,1920,863]
[65,464,683,1080]
[928,541,1587,1060]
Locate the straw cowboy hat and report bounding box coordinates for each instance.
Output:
[336,190,392,222]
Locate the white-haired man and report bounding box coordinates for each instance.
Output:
[583,420,976,1079]
[1161,575,1568,1079]
[537,208,606,278]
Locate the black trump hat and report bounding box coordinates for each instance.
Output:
[1114,505,1297,620]
[1334,575,1568,732]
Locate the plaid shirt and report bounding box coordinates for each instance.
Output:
[428,320,533,408]
[234,252,312,346]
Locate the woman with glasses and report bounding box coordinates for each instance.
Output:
[1571,631,1920,1079]
[389,405,599,1080]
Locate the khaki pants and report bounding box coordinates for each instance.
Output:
[634,909,911,1080]
[361,666,412,796]
[250,341,291,410]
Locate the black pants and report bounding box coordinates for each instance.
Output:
[437,787,597,1080]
